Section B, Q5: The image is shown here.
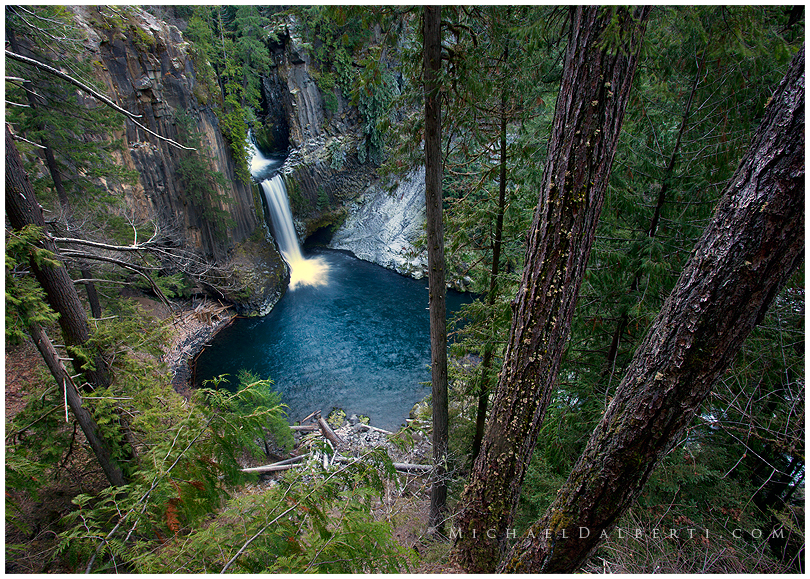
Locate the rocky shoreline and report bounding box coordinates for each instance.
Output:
[157,298,237,395]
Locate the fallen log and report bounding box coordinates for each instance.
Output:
[392,462,432,473]
[333,456,432,474]
[241,463,300,474]
[300,410,319,424]
[357,423,394,436]
[290,424,319,432]
[316,413,343,446]
[240,454,308,474]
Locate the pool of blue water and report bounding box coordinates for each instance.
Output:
[194,248,473,430]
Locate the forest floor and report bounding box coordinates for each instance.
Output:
[5,339,110,573]
[4,296,233,573]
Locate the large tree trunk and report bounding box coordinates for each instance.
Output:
[6,124,111,390]
[501,45,804,574]
[424,5,449,534]
[452,6,650,571]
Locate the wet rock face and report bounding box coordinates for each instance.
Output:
[329,168,428,278]
[258,74,290,153]
[57,6,288,314]
[222,236,289,317]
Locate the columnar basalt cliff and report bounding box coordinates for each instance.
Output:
[264,19,378,242]
[53,7,438,312]
[65,6,286,313]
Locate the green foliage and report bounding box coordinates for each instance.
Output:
[516,7,804,570]
[181,6,283,182]
[316,186,330,210]
[57,372,292,572]
[231,369,294,453]
[5,226,61,344]
[296,6,396,164]
[137,448,413,573]
[6,6,137,215]
[285,176,311,214]
[328,137,346,170]
[134,271,190,299]
[356,70,396,165]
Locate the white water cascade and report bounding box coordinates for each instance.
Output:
[250,138,328,290]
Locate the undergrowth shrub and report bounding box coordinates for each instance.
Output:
[138,448,414,573]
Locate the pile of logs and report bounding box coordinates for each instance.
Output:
[241,410,432,475]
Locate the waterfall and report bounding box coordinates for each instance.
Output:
[250,137,328,290]
[261,177,303,263]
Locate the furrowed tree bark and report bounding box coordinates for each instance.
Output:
[501,45,804,574]
[424,4,449,533]
[452,6,650,571]
[6,124,111,390]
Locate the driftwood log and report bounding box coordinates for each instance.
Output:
[315,412,343,446]
[333,455,432,474]
[241,454,308,474]
[357,423,394,436]
[290,424,319,432]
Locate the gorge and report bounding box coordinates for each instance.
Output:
[6,6,802,575]
[195,143,471,430]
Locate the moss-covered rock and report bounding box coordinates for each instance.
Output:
[218,228,288,316]
[327,407,346,429]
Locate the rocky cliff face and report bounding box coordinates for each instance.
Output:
[65,6,285,313]
[254,20,378,241]
[258,24,471,289]
[329,168,428,278]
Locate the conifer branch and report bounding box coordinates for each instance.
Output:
[85,413,217,573]
[221,455,370,573]
[5,49,195,151]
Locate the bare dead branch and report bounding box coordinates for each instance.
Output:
[5,49,195,151]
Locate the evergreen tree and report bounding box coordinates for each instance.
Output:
[502,46,804,572]
[452,6,651,571]
[6,124,127,487]
[520,9,804,568]
[423,5,448,534]
[438,6,562,464]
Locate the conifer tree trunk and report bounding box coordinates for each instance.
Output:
[424,5,449,533]
[452,6,650,571]
[501,45,804,574]
[27,320,128,487]
[6,123,126,487]
[6,124,111,390]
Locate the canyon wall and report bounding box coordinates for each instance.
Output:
[65,6,285,313]
[262,18,428,276]
[329,168,428,279]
